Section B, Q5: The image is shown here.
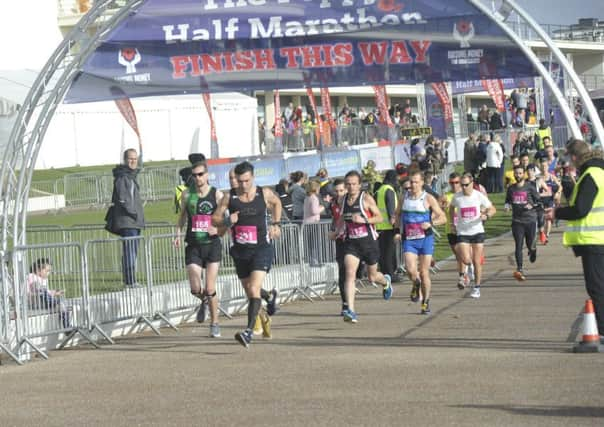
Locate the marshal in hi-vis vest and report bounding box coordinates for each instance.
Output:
[563,166,604,246]
[376,184,398,231]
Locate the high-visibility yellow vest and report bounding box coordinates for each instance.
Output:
[563,166,604,246]
[376,184,397,230]
[535,127,552,150]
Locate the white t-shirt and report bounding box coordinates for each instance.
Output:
[451,190,492,236]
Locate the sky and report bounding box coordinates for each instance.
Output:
[0,0,602,71]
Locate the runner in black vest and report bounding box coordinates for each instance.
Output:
[175,161,225,338]
[213,161,282,348]
[339,170,393,324]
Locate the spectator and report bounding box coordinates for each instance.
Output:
[534,118,552,151]
[303,180,325,224]
[478,105,490,131]
[362,160,382,193]
[276,179,294,220]
[111,146,145,288]
[486,135,504,193]
[27,258,70,328]
[464,133,479,176]
[375,170,399,280]
[513,131,533,156]
[289,170,307,221]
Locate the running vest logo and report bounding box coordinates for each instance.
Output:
[461,206,477,219]
[512,191,527,204]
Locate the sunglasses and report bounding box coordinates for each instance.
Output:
[192,171,207,178]
[461,183,472,187]
[449,180,460,184]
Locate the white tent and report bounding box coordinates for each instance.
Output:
[36,93,259,168]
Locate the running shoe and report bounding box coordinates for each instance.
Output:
[209,323,221,338]
[539,231,547,244]
[421,300,431,315]
[470,286,481,299]
[260,313,272,339]
[410,279,421,302]
[266,288,279,316]
[513,271,526,282]
[382,274,393,300]
[340,305,349,317]
[253,315,263,335]
[343,310,358,323]
[529,249,537,263]
[196,299,208,323]
[235,329,252,348]
[457,276,466,290]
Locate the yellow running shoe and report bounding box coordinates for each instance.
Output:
[260,313,272,339]
[252,315,262,335]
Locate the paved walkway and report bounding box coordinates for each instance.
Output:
[1,228,604,426]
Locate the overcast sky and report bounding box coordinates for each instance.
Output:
[517,0,604,25]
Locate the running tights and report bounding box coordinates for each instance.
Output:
[512,221,536,270]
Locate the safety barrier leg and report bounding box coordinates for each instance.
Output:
[131,315,161,336]
[58,327,100,350]
[17,337,48,360]
[153,312,179,331]
[90,323,115,345]
[0,342,23,365]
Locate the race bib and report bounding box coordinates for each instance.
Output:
[460,206,478,220]
[512,191,527,204]
[405,223,425,240]
[191,214,211,233]
[347,222,369,239]
[234,225,258,244]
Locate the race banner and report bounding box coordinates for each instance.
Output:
[424,83,448,138]
[372,85,394,128]
[481,79,506,112]
[111,86,141,141]
[430,82,453,123]
[320,87,337,131]
[65,0,539,103]
[274,89,283,138]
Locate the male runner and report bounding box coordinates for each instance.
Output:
[450,173,496,299]
[340,170,392,323]
[504,164,541,281]
[395,170,446,314]
[227,167,276,338]
[175,161,224,338]
[213,161,282,348]
[327,178,348,315]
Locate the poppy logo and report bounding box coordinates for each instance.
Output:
[118,48,141,74]
[453,20,475,48]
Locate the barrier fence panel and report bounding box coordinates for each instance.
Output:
[139,167,180,202]
[266,223,304,304]
[296,221,337,301]
[11,242,97,360]
[63,174,104,207]
[83,236,155,338]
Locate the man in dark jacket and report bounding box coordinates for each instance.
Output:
[555,139,604,344]
[112,147,145,288]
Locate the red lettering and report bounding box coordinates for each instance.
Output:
[333,43,353,66]
[389,41,412,64]
[234,50,254,70]
[321,45,334,67]
[189,54,202,76]
[280,47,302,68]
[252,48,276,70]
[223,52,234,72]
[170,56,190,79]
[300,46,324,68]
[358,41,389,65]
[409,40,431,63]
[201,53,223,74]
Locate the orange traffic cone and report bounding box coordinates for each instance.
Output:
[573,299,603,353]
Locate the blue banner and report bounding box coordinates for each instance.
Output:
[323,150,360,178]
[451,77,535,94]
[208,163,232,190]
[424,83,448,139]
[284,153,321,178]
[65,0,538,103]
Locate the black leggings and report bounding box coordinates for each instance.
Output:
[512,221,536,270]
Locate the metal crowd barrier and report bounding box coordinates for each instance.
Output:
[11,242,98,360]
[5,219,443,365]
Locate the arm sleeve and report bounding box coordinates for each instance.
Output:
[385,189,396,219]
[555,175,597,220]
